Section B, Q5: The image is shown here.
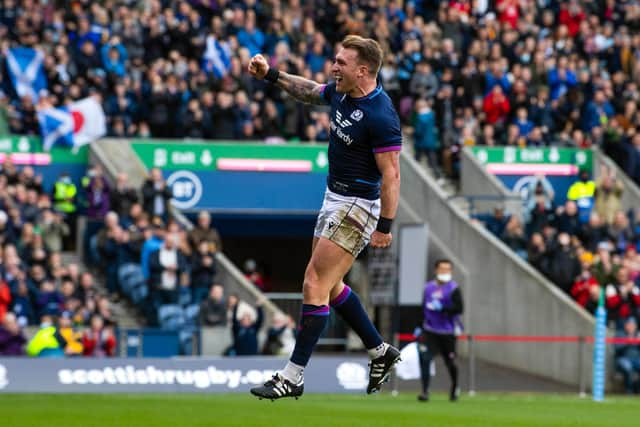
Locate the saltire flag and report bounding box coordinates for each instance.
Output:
[5,47,48,100]
[202,35,231,78]
[37,97,106,151]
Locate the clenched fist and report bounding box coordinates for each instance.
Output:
[248,54,269,79]
[370,230,392,248]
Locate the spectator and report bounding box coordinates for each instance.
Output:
[571,252,600,308]
[191,240,217,303]
[86,171,111,221]
[109,173,139,219]
[188,211,222,253]
[11,280,35,327]
[199,284,227,327]
[0,279,10,322]
[262,313,296,356]
[38,209,69,254]
[501,216,528,259]
[243,258,268,292]
[615,316,640,394]
[594,173,624,227]
[35,279,64,318]
[142,168,173,220]
[485,206,509,238]
[583,90,614,133]
[483,85,510,126]
[555,201,582,236]
[606,267,640,327]
[579,213,610,253]
[149,232,188,307]
[523,176,554,219]
[593,241,619,287]
[141,218,165,281]
[546,232,581,294]
[609,211,636,254]
[412,98,439,175]
[0,312,26,356]
[82,314,116,357]
[58,312,83,356]
[231,298,264,356]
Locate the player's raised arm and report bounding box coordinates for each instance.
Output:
[248,54,326,105]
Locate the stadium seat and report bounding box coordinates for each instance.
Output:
[157,304,185,331]
[184,304,200,327]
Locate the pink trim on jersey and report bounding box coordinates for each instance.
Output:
[372,145,402,154]
[319,84,327,97]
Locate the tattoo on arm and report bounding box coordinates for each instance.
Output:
[275,72,325,105]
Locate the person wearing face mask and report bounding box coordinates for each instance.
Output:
[417,259,464,403]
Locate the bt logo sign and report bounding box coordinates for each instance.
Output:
[167,170,203,210]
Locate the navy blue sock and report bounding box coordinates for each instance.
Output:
[330,285,383,349]
[289,304,330,366]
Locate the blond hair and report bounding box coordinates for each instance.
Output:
[341,35,384,77]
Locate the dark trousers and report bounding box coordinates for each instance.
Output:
[418,330,458,394]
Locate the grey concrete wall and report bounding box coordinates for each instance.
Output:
[460,147,522,217]
[593,146,640,215]
[399,151,595,387]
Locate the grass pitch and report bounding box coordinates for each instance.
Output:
[0,392,637,427]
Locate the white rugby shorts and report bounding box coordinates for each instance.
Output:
[313,188,381,256]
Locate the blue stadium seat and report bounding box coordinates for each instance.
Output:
[157,304,185,330]
[118,263,145,297]
[184,304,200,327]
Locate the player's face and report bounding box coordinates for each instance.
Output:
[332,48,365,94]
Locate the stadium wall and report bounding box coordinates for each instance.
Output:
[398,151,596,388]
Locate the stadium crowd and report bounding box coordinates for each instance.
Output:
[1,0,640,180]
[0,157,118,357]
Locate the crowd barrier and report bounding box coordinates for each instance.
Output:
[0,356,369,394]
[393,333,638,395]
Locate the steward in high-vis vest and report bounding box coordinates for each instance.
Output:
[53,172,77,215]
[26,316,67,357]
[567,168,596,223]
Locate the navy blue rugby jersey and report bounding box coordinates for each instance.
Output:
[320,82,402,200]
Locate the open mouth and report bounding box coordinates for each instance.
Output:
[335,76,343,83]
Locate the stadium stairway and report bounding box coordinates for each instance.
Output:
[60,251,139,328]
[395,150,596,389]
[89,139,286,332]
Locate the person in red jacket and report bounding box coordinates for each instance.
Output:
[483,85,511,126]
[606,267,640,327]
[0,281,11,323]
[82,314,116,357]
[496,0,520,29]
[558,0,585,38]
[571,252,599,308]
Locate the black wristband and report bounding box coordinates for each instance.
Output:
[376,217,393,234]
[264,68,280,83]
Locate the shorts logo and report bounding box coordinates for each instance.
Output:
[328,221,337,231]
[350,110,363,121]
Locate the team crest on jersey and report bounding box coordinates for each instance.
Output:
[350,109,363,122]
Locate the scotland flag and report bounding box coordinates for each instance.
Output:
[37,97,106,151]
[202,35,231,78]
[5,47,48,101]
